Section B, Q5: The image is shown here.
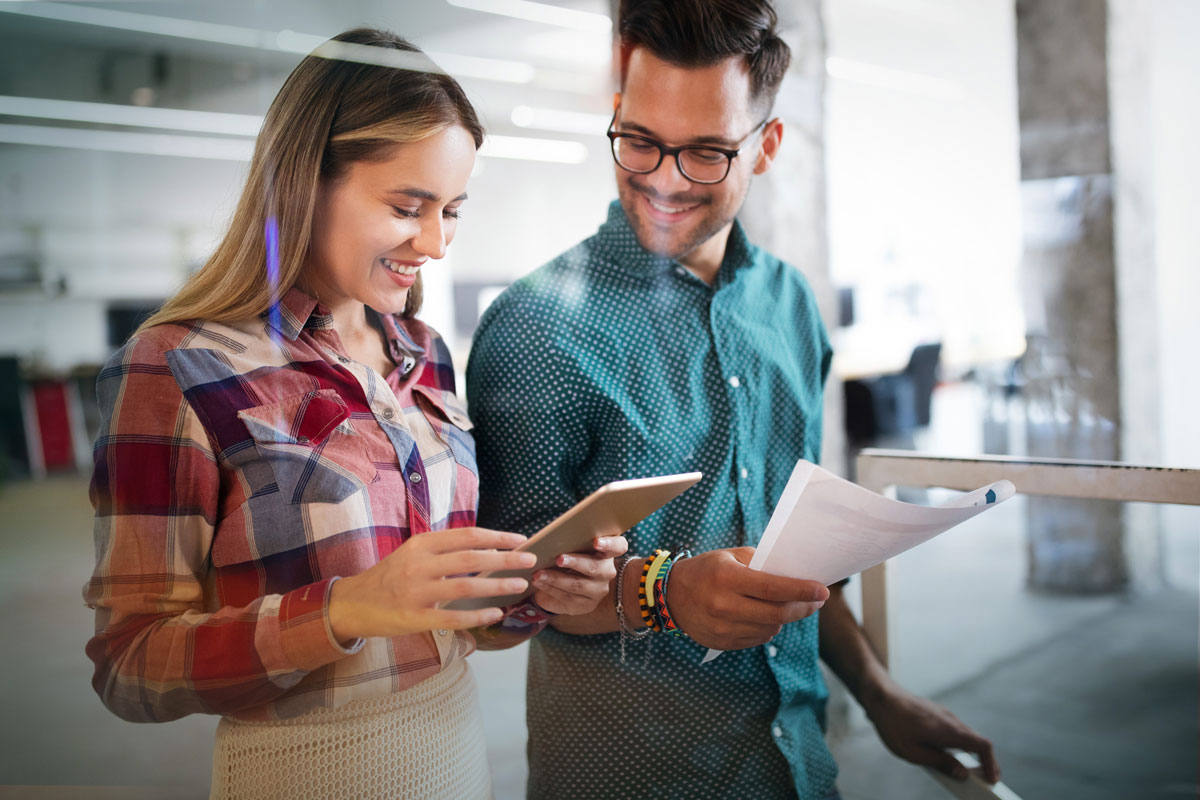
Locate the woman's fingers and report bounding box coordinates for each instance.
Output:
[430,606,507,630]
[429,547,536,579]
[434,576,529,603]
[417,527,528,555]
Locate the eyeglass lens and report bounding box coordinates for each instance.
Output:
[611,137,730,183]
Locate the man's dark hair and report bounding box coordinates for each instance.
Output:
[618,0,791,112]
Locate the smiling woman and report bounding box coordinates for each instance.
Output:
[81,26,626,800]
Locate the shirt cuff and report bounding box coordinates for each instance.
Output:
[278,577,364,672]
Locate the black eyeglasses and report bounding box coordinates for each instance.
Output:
[606,112,768,185]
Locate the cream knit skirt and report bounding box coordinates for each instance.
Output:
[210,654,492,799]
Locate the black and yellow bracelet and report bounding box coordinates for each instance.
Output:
[654,548,690,636]
[638,549,672,631]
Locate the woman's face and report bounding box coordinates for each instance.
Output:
[306,125,477,317]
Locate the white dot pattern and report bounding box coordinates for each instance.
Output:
[467,201,837,799]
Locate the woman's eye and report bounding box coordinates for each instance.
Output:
[444,208,461,220]
[392,206,419,219]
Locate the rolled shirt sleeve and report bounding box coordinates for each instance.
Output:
[83,333,361,723]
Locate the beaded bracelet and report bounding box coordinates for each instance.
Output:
[654,549,691,636]
[614,554,651,664]
[638,549,672,631]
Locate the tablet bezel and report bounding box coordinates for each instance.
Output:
[443,471,702,611]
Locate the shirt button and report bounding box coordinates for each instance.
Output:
[336,355,349,364]
[437,629,448,637]
[728,376,741,388]
[767,644,778,657]
[740,467,749,479]
[410,472,422,483]
[382,407,394,419]
[674,266,687,277]
[772,725,784,738]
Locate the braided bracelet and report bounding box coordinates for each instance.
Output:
[654,549,691,636]
[614,554,651,664]
[638,549,672,632]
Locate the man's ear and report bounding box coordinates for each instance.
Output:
[753,118,784,175]
[613,92,621,112]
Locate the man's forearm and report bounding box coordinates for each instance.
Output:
[818,583,896,713]
[548,556,646,635]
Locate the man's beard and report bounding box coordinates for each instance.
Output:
[617,176,731,262]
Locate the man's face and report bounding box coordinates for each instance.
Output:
[613,48,776,263]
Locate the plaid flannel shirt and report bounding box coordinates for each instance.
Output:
[83,288,531,723]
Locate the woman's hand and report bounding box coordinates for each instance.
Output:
[529,536,628,615]
[328,527,537,642]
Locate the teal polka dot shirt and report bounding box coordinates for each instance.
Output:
[467,200,837,799]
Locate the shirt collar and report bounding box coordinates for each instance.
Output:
[265,287,335,341]
[264,287,425,373]
[595,199,758,282]
[715,214,755,287]
[375,309,426,368]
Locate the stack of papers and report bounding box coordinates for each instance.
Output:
[702,460,1015,663]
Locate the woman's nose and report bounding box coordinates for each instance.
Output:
[413,216,447,260]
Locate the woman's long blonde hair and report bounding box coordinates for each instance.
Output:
[139,28,484,333]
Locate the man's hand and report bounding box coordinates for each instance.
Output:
[864,681,1001,784]
[531,535,628,615]
[667,547,829,650]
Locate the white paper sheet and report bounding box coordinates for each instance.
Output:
[701,460,1015,664]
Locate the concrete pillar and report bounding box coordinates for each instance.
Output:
[1015,0,1126,592]
[738,0,844,478]
[1107,0,1167,591]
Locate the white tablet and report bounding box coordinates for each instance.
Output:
[444,471,703,611]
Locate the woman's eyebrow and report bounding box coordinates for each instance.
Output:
[387,187,468,203]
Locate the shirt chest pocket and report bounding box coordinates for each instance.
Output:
[412,385,478,477]
[237,389,379,505]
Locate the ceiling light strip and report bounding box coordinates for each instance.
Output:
[0,123,255,161]
[3,3,536,85]
[0,95,263,137]
[445,0,611,33]
[0,123,590,165]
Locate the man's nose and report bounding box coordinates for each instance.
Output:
[642,153,692,196]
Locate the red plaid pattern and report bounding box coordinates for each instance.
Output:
[84,289,483,722]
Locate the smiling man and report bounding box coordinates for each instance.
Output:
[467,1,1000,798]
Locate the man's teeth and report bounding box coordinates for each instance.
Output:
[648,198,697,215]
[381,259,420,275]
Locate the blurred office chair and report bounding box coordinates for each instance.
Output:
[843,342,942,447]
[0,356,30,482]
[906,342,942,427]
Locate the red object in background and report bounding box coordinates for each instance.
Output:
[31,380,75,471]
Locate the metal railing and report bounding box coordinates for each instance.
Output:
[854,449,1200,800]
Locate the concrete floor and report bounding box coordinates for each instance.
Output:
[1,384,1197,799]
